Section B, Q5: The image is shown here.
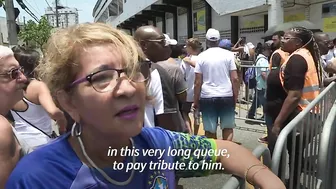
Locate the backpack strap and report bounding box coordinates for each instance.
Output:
[254,56,268,65]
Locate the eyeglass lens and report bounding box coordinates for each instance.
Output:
[90,69,146,92]
[10,67,24,79]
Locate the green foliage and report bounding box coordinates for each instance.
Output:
[18,16,53,50]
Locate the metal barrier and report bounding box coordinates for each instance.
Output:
[271,82,336,189]
[236,65,269,125]
[316,100,336,189]
[222,145,272,189]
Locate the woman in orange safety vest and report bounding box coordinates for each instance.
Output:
[269,27,323,188]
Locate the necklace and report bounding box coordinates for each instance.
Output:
[77,136,136,186]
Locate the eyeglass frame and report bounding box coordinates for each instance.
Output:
[145,38,169,47]
[0,66,25,80]
[281,36,302,42]
[67,61,151,92]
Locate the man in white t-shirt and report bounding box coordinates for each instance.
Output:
[193,28,240,141]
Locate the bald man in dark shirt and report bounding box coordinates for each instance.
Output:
[134,26,188,133]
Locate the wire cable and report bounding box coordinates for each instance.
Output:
[44,0,56,13]
[24,0,41,17]
[16,0,39,22]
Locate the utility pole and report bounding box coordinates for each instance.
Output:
[55,0,59,27]
[65,12,68,27]
[5,0,18,46]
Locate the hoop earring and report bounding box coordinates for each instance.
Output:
[71,122,82,137]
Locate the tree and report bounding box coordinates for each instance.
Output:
[19,16,53,50]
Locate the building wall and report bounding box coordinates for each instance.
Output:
[206,0,267,15]
[192,0,207,49]
[0,17,8,44]
[109,0,159,26]
[238,14,265,45]
[177,13,187,42]
[99,0,336,46]
[310,0,336,39]
[212,11,231,40]
[121,28,131,35]
[166,16,174,38]
[46,7,79,28]
[156,21,163,32]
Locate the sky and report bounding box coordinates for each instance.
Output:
[0,0,96,23]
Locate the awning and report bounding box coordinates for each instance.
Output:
[205,0,268,16]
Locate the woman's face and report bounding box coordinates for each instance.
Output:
[62,44,146,138]
[281,31,302,53]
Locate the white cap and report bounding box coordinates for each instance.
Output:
[164,34,177,45]
[246,42,255,49]
[206,28,220,41]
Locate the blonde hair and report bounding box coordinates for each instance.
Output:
[186,38,202,50]
[37,23,146,96]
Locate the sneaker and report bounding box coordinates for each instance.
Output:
[258,136,268,144]
[245,117,257,124]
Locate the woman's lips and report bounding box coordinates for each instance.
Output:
[116,105,139,120]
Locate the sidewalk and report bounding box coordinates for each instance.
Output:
[180,109,266,189]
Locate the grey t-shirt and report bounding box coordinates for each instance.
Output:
[157,60,187,95]
[151,60,187,132]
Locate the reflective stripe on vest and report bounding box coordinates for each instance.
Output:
[302,85,319,93]
[279,48,320,110]
[269,48,289,69]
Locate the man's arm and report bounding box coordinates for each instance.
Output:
[182,57,196,67]
[193,59,203,109]
[31,80,67,133]
[229,54,239,103]
[173,66,187,103]
[0,116,20,188]
[231,46,244,53]
[323,76,336,86]
[194,73,202,109]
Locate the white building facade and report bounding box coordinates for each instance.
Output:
[92,0,336,46]
[0,17,8,45]
[45,6,79,28]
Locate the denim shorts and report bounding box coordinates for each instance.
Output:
[200,97,235,133]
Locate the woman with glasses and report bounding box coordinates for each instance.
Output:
[6,23,285,189]
[269,27,323,188]
[9,46,67,151]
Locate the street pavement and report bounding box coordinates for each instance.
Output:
[179,107,267,189]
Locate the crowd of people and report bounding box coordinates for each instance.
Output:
[1,21,335,188]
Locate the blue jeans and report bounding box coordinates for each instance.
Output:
[248,89,266,118]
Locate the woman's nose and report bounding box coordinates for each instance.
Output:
[113,78,136,98]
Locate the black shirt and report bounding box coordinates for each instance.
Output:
[265,54,308,120]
